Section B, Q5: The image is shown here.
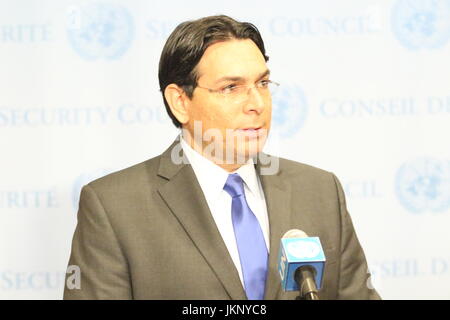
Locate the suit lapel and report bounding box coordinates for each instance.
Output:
[156,141,246,300]
[257,157,292,300]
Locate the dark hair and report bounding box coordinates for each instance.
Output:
[158,15,269,128]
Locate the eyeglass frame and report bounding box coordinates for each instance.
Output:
[194,79,280,101]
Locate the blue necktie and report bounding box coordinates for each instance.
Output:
[224,173,268,300]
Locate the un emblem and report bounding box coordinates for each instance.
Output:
[67,3,134,60]
[271,85,308,138]
[391,0,450,50]
[72,169,112,210]
[395,158,450,213]
[287,241,320,259]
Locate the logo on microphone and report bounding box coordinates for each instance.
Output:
[286,240,321,259]
[391,0,450,50]
[271,85,308,138]
[395,157,450,213]
[66,2,134,60]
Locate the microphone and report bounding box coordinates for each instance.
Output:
[277,229,326,300]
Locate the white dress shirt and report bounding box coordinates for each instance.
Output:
[180,136,270,286]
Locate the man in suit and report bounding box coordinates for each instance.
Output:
[64,15,380,300]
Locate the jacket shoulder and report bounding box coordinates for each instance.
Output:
[87,154,161,194]
[278,157,335,181]
[274,157,344,197]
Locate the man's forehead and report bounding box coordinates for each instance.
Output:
[196,39,267,81]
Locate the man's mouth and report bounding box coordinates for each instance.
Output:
[240,127,261,131]
[235,127,266,138]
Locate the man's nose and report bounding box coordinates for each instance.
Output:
[244,87,266,114]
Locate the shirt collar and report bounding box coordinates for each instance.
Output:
[235,159,261,198]
[180,135,260,199]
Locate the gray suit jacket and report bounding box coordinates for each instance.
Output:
[64,140,380,300]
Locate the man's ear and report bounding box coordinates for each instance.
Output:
[164,84,191,125]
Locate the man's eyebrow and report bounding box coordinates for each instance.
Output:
[213,69,271,84]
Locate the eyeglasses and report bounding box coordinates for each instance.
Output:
[196,79,280,104]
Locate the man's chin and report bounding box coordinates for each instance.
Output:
[233,142,265,164]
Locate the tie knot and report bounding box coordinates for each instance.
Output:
[224,174,245,198]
